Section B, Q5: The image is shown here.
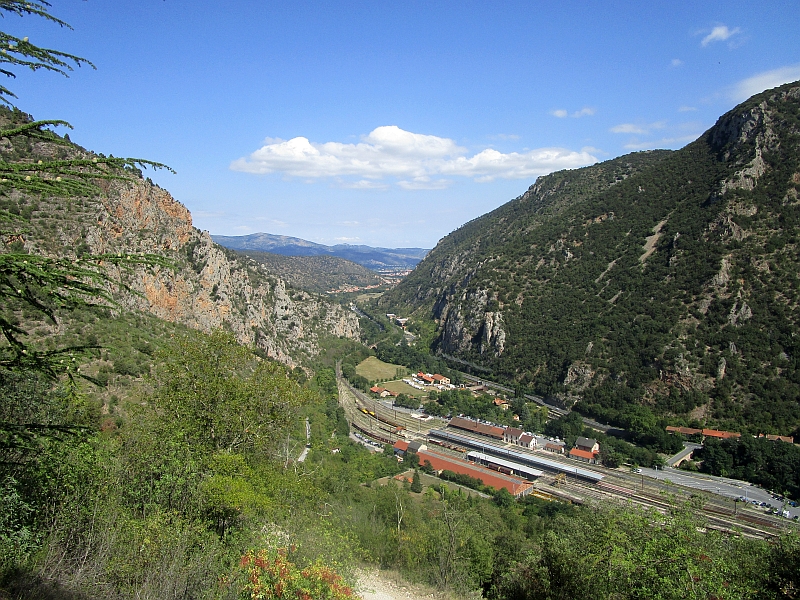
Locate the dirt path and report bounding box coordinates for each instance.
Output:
[355,568,464,600]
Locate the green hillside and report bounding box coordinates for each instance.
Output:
[240,250,383,293]
[380,82,800,438]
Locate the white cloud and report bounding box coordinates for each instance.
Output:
[623,133,702,150]
[581,146,605,155]
[341,179,389,190]
[397,176,452,190]
[671,58,683,68]
[678,105,698,112]
[571,107,596,118]
[610,121,665,135]
[731,64,800,101]
[610,124,646,135]
[489,133,521,140]
[231,125,597,187]
[552,107,595,118]
[701,25,741,47]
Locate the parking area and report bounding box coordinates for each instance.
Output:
[642,466,799,520]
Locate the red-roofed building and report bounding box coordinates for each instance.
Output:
[569,448,599,464]
[493,398,509,410]
[449,417,505,440]
[417,449,533,498]
[392,440,410,455]
[370,386,386,394]
[477,423,506,439]
[702,429,741,439]
[518,433,535,449]
[544,442,565,454]
[432,374,450,385]
[766,434,795,443]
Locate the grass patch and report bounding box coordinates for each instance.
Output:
[381,379,427,398]
[356,356,407,381]
[356,292,384,303]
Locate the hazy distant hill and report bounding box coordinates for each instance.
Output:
[212,232,429,269]
[379,82,800,437]
[240,251,383,293]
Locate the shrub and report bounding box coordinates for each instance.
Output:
[239,549,357,599]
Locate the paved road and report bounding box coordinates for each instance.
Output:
[297,417,311,462]
[666,442,703,467]
[641,466,799,520]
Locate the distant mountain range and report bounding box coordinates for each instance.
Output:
[211,233,429,270]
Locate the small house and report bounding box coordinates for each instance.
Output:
[575,437,600,454]
[493,398,509,410]
[569,448,598,464]
[518,433,536,449]
[544,442,565,454]
[504,427,523,444]
[407,440,427,453]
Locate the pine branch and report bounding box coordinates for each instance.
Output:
[0,2,92,104]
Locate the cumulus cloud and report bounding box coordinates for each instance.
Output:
[572,107,596,118]
[551,107,595,118]
[610,124,645,135]
[231,125,597,187]
[701,25,741,47]
[397,176,452,190]
[731,64,800,101]
[671,58,683,68]
[489,133,521,140]
[610,121,665,135]
[341,179,389,190]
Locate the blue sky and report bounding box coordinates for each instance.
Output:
[7,1,800,248]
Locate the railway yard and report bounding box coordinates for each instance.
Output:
[336,371,796,540]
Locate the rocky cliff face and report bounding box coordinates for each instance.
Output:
[2,118,359,367]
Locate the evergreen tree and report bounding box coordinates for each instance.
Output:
[410,469,422,493]
[0,1,171,452]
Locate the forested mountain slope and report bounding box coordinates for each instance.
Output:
[0,108,359,367]
[380,82,800,436]
[239,250,382,293]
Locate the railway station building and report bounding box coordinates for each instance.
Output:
[416,448,534,498]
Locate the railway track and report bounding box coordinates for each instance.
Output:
[337,365,785,540]
[556,474,779,539]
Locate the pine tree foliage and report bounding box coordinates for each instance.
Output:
[0,2,172,449]
[0,0,94,104]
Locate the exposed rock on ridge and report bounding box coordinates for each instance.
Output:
[2,117,359,366]
[379,81,800,434]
